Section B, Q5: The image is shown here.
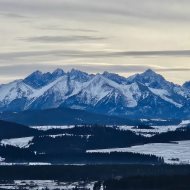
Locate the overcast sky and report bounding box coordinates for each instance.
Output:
[1,0,190,84]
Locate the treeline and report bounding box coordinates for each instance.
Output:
[30,125,190,154]
[0,145,35,162]
[0,144,163,164]
[31,126,146,152]
[148,127,190,143]
[102,175,190,190]
[0,165,190,180]
[37,152,163,165]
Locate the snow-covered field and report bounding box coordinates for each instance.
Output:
[0,162,52,166]
[30,125,75,131]
[117,125,182,137]
[0,137,33,148]
[0,133,92,150]
[30,119,190,137]
[180,120,190,125]
[87,140,190,164]
[0,157,5,162]
[45,134,92,139]
[0,180,96,190]
[116,120,189,137]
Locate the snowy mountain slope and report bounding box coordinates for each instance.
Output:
[124,69,189,107]
[27,75,87,110]
[68,68,93,82]
[0,80,35,111]
[102,71,129,84]
[0,80,33,103]
[148,88,182,108]
[183,81,190,91]
[63,74,142,113]
[0,68,190,119]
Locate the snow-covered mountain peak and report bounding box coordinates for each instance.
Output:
[143,69,157,75]
[102,71,128,84]
[68,69,92,82]
[30,70,43,76]
[28,75,66,99]
[91,73,104,81]
[83,74,140,108]
[69,68,87,75]
[139,69,164,80]
[0,80,34,105]
[89,74,126,91]
[24,70,44,82]
[52,68,65,77]
[183,81,190,90]
[24,69,65,89]
[127,69,171,89]
[0,68,190,119]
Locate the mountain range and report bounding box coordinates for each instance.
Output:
[0,68,190,119]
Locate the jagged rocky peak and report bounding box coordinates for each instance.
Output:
[69,68,88,75]
[24,69,64,89]
[26,70,43,78]
[127,69,171,89]
[143,68,157,75]
[183,81,190,89]
[102,71,128,84]
[68,68,91,82]
[139,69,164,79]
[0,68,190,119]
[52,68,65,77]
[91,73,105,82]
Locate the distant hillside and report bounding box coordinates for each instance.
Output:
[0,107,138,126]
[0,120,39,139]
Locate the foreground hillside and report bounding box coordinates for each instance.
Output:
[0,165,190,190]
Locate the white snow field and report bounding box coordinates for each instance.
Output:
[0,180,96,190]
[117,120,190,137]
[117,125,183,137]
[87,140,190,164]
[30,125,75,131]
[0,157,5,162]
[0,137,34,148]
[30,119,190,137]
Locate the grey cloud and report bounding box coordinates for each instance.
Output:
[0,12,28,18]
[0,64,61,77]
[49,65,190,75]
[38,26,98,33]
[21,35,106,43]
[113,50,190,57]
[1,0,190,22]
[1,50,190,62]
[60,64,190,73]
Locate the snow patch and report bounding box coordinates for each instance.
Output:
[117,125,183,137]
[1,137,34,148]
[0,180,96,190]
[149,87,182,108]
[0,156,5,162]
[30,125,75,131]
[87,140,190,164]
